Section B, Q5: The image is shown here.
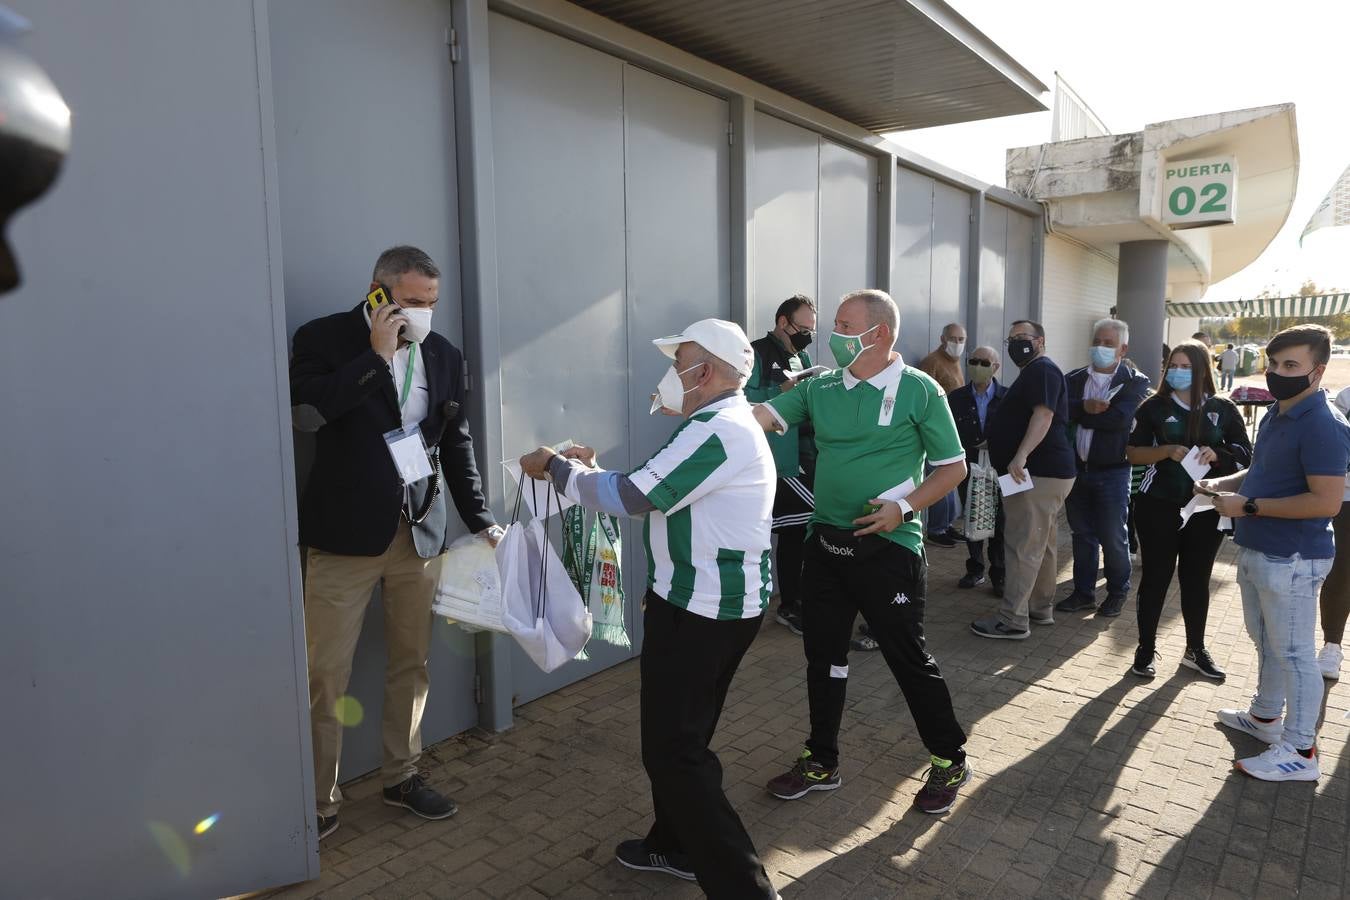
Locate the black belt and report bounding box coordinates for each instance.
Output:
[1076,459,1128,473]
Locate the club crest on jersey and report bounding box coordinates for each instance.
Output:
[1208,411,1220,426]
[882,397,895,417]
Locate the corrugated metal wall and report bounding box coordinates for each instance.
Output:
[1042,233,1118,371]
[892,166,971,364]
[979,199,1037,354]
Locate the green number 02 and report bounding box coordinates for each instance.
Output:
[1169,186,1196,216]
[1199,183,1228,213]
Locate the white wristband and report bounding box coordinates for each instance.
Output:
[897,498,915,522]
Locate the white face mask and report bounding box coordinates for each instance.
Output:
[650,363,704,415]
[944,340,964,359]
[398,307,434,344]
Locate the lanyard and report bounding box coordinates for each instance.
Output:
[398,344,418,409]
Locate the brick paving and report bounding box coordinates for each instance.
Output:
[269,524,1350,899]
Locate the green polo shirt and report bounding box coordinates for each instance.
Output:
[766,357,965,555]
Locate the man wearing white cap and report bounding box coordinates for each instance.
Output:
[521,318,778,899]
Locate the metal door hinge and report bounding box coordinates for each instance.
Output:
[877,175,883,194]
[727,120,734,146]
[474,673,483,704]
[446,27,461,63]
[463,359,472,393]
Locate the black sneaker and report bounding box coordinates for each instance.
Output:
[925,531,958,548]
[775,608,803,635]
[1054,592,1097,613]
[317,814,339,840]
[766,749,842,800]
[991,577,1005,598]
[1181,647,1225,680]
[382,773,457,820]
[615,839,696,881]
[1096,595,1126,618]
[970,617,1029,640]
[1131,647,1157,678]
[959,572,987,589]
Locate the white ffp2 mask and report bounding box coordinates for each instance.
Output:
[650,363,704,415]
[399,307,434,344]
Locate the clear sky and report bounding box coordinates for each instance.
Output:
[889,0,1350,299]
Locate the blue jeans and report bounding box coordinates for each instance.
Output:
[1220,370,1235,391]
[1064,466,1131,598]
[923,463,957,535]
[1237,547,1330,749]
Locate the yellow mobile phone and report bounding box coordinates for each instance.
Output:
[367,285,392,312]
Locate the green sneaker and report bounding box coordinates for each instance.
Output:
[913,755,971,814]
[766,749,842,800]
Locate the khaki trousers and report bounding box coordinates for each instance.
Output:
[305,522,443,816]
[999,475,1075,630]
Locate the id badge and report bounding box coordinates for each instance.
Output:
[384,426,434,485]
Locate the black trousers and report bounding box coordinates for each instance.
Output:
[962,474,1005,579]
[1134,493,1225,652]
[771,473,813,614]
[802,530,967,768]
[640,593,774,900]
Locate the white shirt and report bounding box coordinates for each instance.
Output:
[1076,366,1117,461]
[1220,349,1238,372]
[363,306,429,428]
[626,395,776,620]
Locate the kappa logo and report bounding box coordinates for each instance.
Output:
[819,537,855,557]
[892,592,909,605]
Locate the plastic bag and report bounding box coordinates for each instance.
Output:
[433,531,508,632]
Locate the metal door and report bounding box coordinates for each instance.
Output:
[930,179,972,350]
[268,0,478,779]
[818,139,879,334]
[752,112,819,335]
[893,166,935,363]
[980,200,1010,352]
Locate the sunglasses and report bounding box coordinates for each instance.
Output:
[968,358,994,368]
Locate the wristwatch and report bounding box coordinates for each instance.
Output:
[1242,498,1259,517]
[898,499,916,523]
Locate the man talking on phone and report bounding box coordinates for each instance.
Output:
[290,245,500,840]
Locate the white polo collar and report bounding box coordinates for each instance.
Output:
[842,353,904,391]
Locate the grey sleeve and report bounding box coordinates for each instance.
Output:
[547,454,656,517]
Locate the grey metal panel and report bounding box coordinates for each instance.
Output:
[0,1,313,896]
[979,199,1009,351]
[892,166,934,364]
[268,0,479,780]
[1004,211,1036,336]
[753,112,818,336]
[817,139,878,334]
[567,0,1047,131]
[929,179,971,354]
[488,14,630,705]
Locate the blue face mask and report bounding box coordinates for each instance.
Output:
[1089,345,1117,369]
[1165,367,1192,392]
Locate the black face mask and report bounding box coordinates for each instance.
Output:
[1266,369,1316,401]
[1008,338,1037,368]
[789,329,813,351]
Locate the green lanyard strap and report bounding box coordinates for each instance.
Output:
[398,344,418,409]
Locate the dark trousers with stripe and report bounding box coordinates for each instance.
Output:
[801,531,967,769]
[771,473,814,614]
[641,593,775,900]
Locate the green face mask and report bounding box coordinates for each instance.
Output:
[829,324,879,368]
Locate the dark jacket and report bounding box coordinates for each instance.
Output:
[289,303,494,557]
[948,379,1008,463]
[1065,362,1152,468]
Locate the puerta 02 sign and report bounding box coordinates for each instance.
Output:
[1161,155,1237,229]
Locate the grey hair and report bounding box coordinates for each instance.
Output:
[839,289,899,344]
[372,245,441,285]
[689,344,749,389]
[973,345,1001,365]
[1092,317,1129,344]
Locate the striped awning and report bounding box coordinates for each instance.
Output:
[1165,293,1350,318]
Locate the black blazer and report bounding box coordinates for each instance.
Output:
[1066,362,1152,467]
[948,379,1008,462]
[289,303,494,557]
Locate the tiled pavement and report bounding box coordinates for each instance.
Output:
[269,525,1350,899]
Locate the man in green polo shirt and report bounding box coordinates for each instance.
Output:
[751,289,973,815]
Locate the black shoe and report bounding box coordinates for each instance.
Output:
[1131,648,1157,678]
[1054,592,1097,613]
[959,572,987,589]
[317,814,339,840]
[382,773,457,820]
[925,531,958,548]
[615,839,697,881]
[850,623,880,651]
[970,617,1029,640]
[991,578,1005,598]
[1096,595,1126,618]
[775,608,803,635]
[1181,647,1226,680]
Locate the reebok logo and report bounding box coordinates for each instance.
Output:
[819,537,855,557]
[892,592,909,605]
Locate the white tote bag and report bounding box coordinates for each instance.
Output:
[433,531,509,633]
[501,484,592,672]
[963,449,998,542]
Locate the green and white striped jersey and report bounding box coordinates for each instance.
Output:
[627,395,776,620]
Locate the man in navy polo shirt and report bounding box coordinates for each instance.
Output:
[1198,324,1350,781]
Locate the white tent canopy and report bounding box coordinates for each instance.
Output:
[1165,293,1350,318]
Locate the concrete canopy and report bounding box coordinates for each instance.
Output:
[1007,104,1299,302]
[567,0,1048,131]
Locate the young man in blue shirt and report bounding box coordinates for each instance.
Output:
[1198,325,1350,781]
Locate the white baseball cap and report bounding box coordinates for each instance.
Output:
[652,318,755,377]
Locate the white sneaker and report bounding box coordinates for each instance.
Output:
[1216,708,1283,743]
[1235,742,1320,782]
[1319,643,1343,681]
